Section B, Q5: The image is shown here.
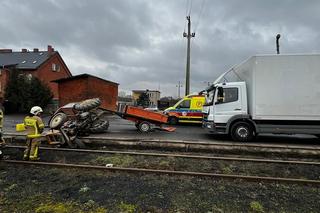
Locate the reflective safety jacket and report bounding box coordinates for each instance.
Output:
[0,109,3,129]
[24,115,45,139]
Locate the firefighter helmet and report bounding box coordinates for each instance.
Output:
[30,106,43,115]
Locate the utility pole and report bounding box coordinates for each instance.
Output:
[276,34,281,54]
[176,81,183,98]
[183,16,195,96]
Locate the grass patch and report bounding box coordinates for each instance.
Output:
[92,154,135,167]
[249,201,264,213]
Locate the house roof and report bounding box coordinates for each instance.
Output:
[132,90,160,93]
[0,51,53,69]
[52,73,119,85]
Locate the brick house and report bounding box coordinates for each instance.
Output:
[0,45,72,104]
[53,74,119,111]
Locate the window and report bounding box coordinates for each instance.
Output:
[52,63,60,72]
[178,100,191,108]
[221,88,238,103]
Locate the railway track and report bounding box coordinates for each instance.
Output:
[5,133,320,158]
[2,145,320,185]
[4,145,320,165]
[2,160,320,185]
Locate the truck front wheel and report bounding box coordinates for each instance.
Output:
[230,121,254,142]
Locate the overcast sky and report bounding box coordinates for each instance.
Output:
[1,0,320,97]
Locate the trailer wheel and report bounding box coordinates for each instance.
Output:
[49,113,67,129]
[138,121,151,132]
[230,121,254,142]
[73,98,101,111]
[168,116,178,125]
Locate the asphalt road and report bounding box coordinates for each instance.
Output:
[3,114,320,146]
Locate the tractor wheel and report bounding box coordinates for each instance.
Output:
[89,120,109,133]
[73,98,101,111]
[49,113,67,129]
[230,121,254,142]
[168,116,178,125]
[138,121,151,133]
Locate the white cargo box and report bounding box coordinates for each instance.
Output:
[221,54,320,120]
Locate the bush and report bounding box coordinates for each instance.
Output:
[136,92,150,108]
[4,69,53,113]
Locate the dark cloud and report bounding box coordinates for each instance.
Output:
[1,0,320,96]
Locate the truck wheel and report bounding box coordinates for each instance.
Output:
[49,113,67,129]
[168,117,178,125]
[230,122,254,142]
[73,98,101,111]
[138,121,151,132]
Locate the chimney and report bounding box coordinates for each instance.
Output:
[0,49,13,53]
[21,49,28,52]
[47,45,54,54]
[33,48,39,52]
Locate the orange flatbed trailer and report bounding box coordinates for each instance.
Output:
[116,106,175,132]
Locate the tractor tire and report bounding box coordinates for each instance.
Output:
[168,116,178,125]
[49,113,67,129]
[73,98,101,111]
[89,120,109,133]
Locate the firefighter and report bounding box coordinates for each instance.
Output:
[23,106,45,161]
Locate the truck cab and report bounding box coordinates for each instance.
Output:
[164,94,205,125]
[203,82,252,141]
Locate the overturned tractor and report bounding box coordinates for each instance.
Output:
[48,98,109,148]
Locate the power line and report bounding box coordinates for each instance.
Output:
[185,0,190,16]
[188,0,193,16]
[194,0,207,33]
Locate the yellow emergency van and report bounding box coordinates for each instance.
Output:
[164,94,205,124]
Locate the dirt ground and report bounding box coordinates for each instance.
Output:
[1,162,320,213]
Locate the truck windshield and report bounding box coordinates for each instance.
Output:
[204,88,215,106]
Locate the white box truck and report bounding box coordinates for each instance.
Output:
[202,54,320,141]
